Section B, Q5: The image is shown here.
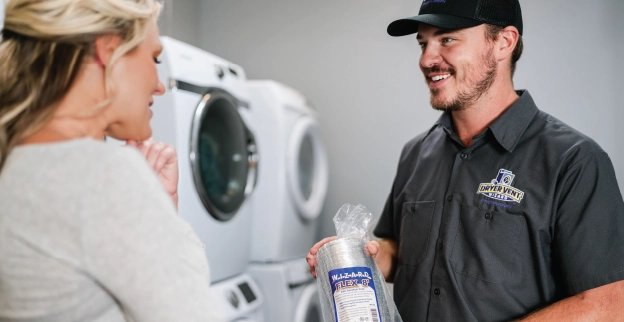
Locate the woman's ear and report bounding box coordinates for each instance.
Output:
[93,34,123,67]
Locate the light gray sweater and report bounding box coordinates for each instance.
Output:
[0,138,224,322]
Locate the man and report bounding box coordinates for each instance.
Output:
[307,0,624,321]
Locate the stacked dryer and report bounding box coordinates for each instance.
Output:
[150,37,263,322]
[247,80,329,322]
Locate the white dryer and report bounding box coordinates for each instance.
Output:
[151,37,263,321]
[246,80,328,322]
[247,80,329,263]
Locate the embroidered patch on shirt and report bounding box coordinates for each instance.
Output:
[477,169,525,203]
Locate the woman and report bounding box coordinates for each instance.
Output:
[0,0,223,321]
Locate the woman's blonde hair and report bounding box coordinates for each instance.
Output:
[0,0,162,172]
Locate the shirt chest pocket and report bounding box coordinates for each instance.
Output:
[398,201,435,266]
[450,204,528,284]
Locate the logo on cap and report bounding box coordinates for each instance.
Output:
[423,0,446,5]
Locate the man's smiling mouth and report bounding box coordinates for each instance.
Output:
[431,74,451,82]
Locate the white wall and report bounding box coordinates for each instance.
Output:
[514,0,621,178]
[158,0,200,47]
[614,0,624,189]
[184,0,623,239]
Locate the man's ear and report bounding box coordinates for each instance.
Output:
[93,34,123,67]
[496,26,519,62]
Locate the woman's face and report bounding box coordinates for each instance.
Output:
[106,21,165,141]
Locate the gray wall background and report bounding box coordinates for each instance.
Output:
[161,0,624,240]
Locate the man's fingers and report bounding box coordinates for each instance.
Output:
[307,236,337,279]
[310,236,337,255]
[367,240,381,258]
[306,254,317,278]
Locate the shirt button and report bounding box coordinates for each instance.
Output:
[446,195,453,202]
[434,288,441,296]
[437,242,443,250]
[410,204,416,212]
[460,153,468,160]
[485,212,493,220]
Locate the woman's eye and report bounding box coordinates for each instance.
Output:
[154,57,162,64]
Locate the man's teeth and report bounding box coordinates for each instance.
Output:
[431,74,451,82]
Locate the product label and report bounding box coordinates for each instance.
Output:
[328,266,382,322]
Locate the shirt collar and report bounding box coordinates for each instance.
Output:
[431,90,538,152]
[488,90,539,152]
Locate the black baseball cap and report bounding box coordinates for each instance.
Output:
[387,0,523,37]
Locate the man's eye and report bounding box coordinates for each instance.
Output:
[442,38,454,43]
[419,43,426,49]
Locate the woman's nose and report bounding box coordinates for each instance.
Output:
[154,80,166,96]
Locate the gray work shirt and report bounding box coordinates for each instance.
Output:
[374,90,624,322]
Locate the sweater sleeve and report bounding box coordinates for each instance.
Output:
[80,147,224,322]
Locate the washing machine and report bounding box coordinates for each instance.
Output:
[246,80,328,322]
[248,259,322,322]
[150,36,263,321]
[211,273,265,322]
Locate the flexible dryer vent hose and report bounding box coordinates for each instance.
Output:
[315,238,403,322]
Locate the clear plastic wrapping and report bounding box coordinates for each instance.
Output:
[315,204,403,322]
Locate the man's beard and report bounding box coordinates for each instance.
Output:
[427,48,498,112]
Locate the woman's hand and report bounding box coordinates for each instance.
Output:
[127,138,179,209]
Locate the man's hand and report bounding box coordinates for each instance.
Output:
[368,238,397,282]
[306,237,396,281]
[306,236,337,278]
[127,138,179,209]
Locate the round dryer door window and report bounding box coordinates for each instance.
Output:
[287,117,329,221]
[298,134,315,201]
[190,89,257,222]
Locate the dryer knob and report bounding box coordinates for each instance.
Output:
[226,290,240,308]
[215,65,225,79]
[228,66,239,77]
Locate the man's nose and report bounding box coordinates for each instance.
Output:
[420,44,443,69]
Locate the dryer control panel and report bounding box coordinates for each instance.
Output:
[212,273,264,321]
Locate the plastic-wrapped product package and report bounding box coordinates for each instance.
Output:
[315,204,403,322]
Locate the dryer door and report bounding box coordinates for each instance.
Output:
[190,88,258,222]
[287,117,328,220]
[294,282,323,322]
